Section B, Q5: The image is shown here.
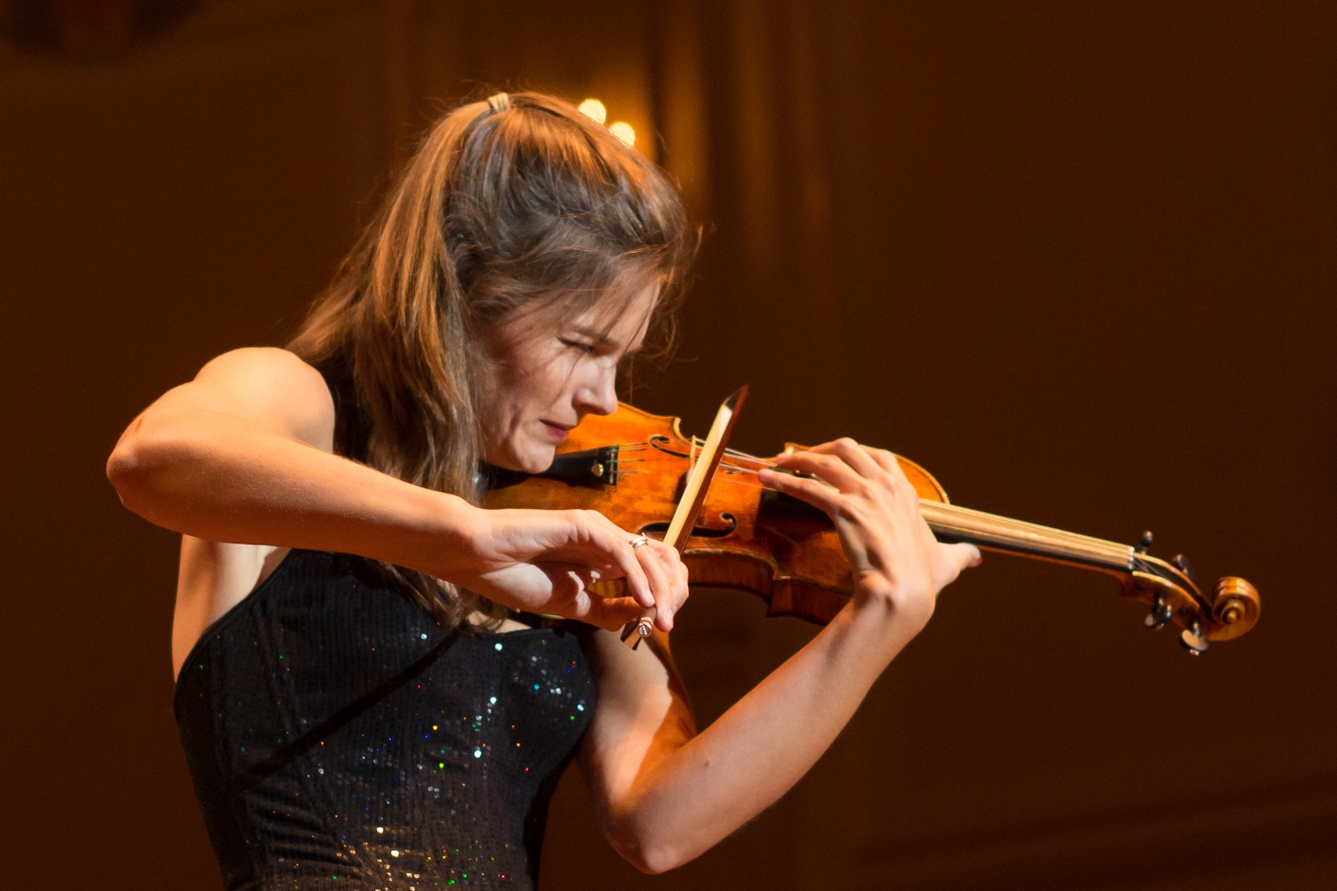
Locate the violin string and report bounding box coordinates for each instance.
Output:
[592,439,781,471]
[604,447,1131,564]
[586,442,1128,563]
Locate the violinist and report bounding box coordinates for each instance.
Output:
[106,91,981,889]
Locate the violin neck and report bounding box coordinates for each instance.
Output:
[919,501,1134,571]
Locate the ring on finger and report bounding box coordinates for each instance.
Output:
[629,535,650,549]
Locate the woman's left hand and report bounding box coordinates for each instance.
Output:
[759,438,980,637]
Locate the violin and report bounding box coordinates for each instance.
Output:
[483,402,1260,654]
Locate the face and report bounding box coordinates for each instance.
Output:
[474,286,656,472]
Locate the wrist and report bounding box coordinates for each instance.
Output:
[844,576,933,656]
[390,489,484,582]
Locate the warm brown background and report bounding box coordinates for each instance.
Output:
[3,1,1334,889]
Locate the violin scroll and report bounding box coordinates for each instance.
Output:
[1123,552,1260,648]
[1208,576,1261,641]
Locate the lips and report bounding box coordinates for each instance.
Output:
[541,420,573,442]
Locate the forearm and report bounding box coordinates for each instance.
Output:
[108,406,469,576]
[610,597,918,872]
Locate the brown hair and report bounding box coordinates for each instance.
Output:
[289,91,695,626]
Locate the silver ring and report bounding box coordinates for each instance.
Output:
[629,535,650,549]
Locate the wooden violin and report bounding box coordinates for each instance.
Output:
[483,402,1260,653]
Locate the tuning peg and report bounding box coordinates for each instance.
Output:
[1144,593,1173,630]
[1136,530,1154,553]
[1179,621,1209,655]
[1171,553,1195,581]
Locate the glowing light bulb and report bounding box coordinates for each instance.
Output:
[609,121,636,146]
[578,98,607,124]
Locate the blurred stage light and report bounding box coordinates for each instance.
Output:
[578,98,607,124]
[609,121,636,146]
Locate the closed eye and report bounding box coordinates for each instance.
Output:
[559,338,598,355]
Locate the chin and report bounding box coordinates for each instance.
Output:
[514,444,557,474]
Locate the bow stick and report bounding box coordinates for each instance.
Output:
[620,386,749,649]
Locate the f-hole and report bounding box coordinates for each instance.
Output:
[637,512,739,540]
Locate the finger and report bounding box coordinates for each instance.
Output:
[939,542,983,584]
[651,542,690,623]
[580,592,648,632]
[578,511,655,609]
[758,466,843,516]
[674,552,690,612]
[635,538,678,631]
[769,449,863,493]
[805,437,885,479]
[536,565,634,630]
[865,447,904,479]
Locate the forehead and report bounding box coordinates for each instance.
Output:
[569,284,658,344]
[493,282,658,350]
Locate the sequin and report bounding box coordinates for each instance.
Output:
[175,549,595,890]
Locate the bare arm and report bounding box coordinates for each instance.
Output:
[107,348,681,628]
[109,347,457,569]
[579,439,981,874]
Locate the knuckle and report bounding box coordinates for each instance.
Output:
[892,474,917,499]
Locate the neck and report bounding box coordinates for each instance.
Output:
[918,500,1134,570]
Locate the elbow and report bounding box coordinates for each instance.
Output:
[606,814,692,876]
[105,426,160,515]
[106,439,139,497]
[617,841,681,876]
[635,848,687,877]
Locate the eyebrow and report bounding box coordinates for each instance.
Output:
[569,325,644,354]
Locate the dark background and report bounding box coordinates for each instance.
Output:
[2,1,1334,889]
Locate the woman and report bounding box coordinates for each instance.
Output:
[107,91,980,890]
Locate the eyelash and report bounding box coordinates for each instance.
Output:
[561,338,598,355]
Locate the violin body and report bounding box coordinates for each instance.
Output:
[482,403,1260,651]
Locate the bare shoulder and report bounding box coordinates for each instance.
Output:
[144,347,336,452]
[195,345,326,386]
[193,348,334,443]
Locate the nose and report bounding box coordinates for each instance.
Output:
[575,361,619,417]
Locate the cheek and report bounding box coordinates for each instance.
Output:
[515,351,579,405]
[480,347,569,426]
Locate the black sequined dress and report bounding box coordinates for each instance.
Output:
[175,548,595,891]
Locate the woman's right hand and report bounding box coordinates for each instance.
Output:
[443,506,690,633]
